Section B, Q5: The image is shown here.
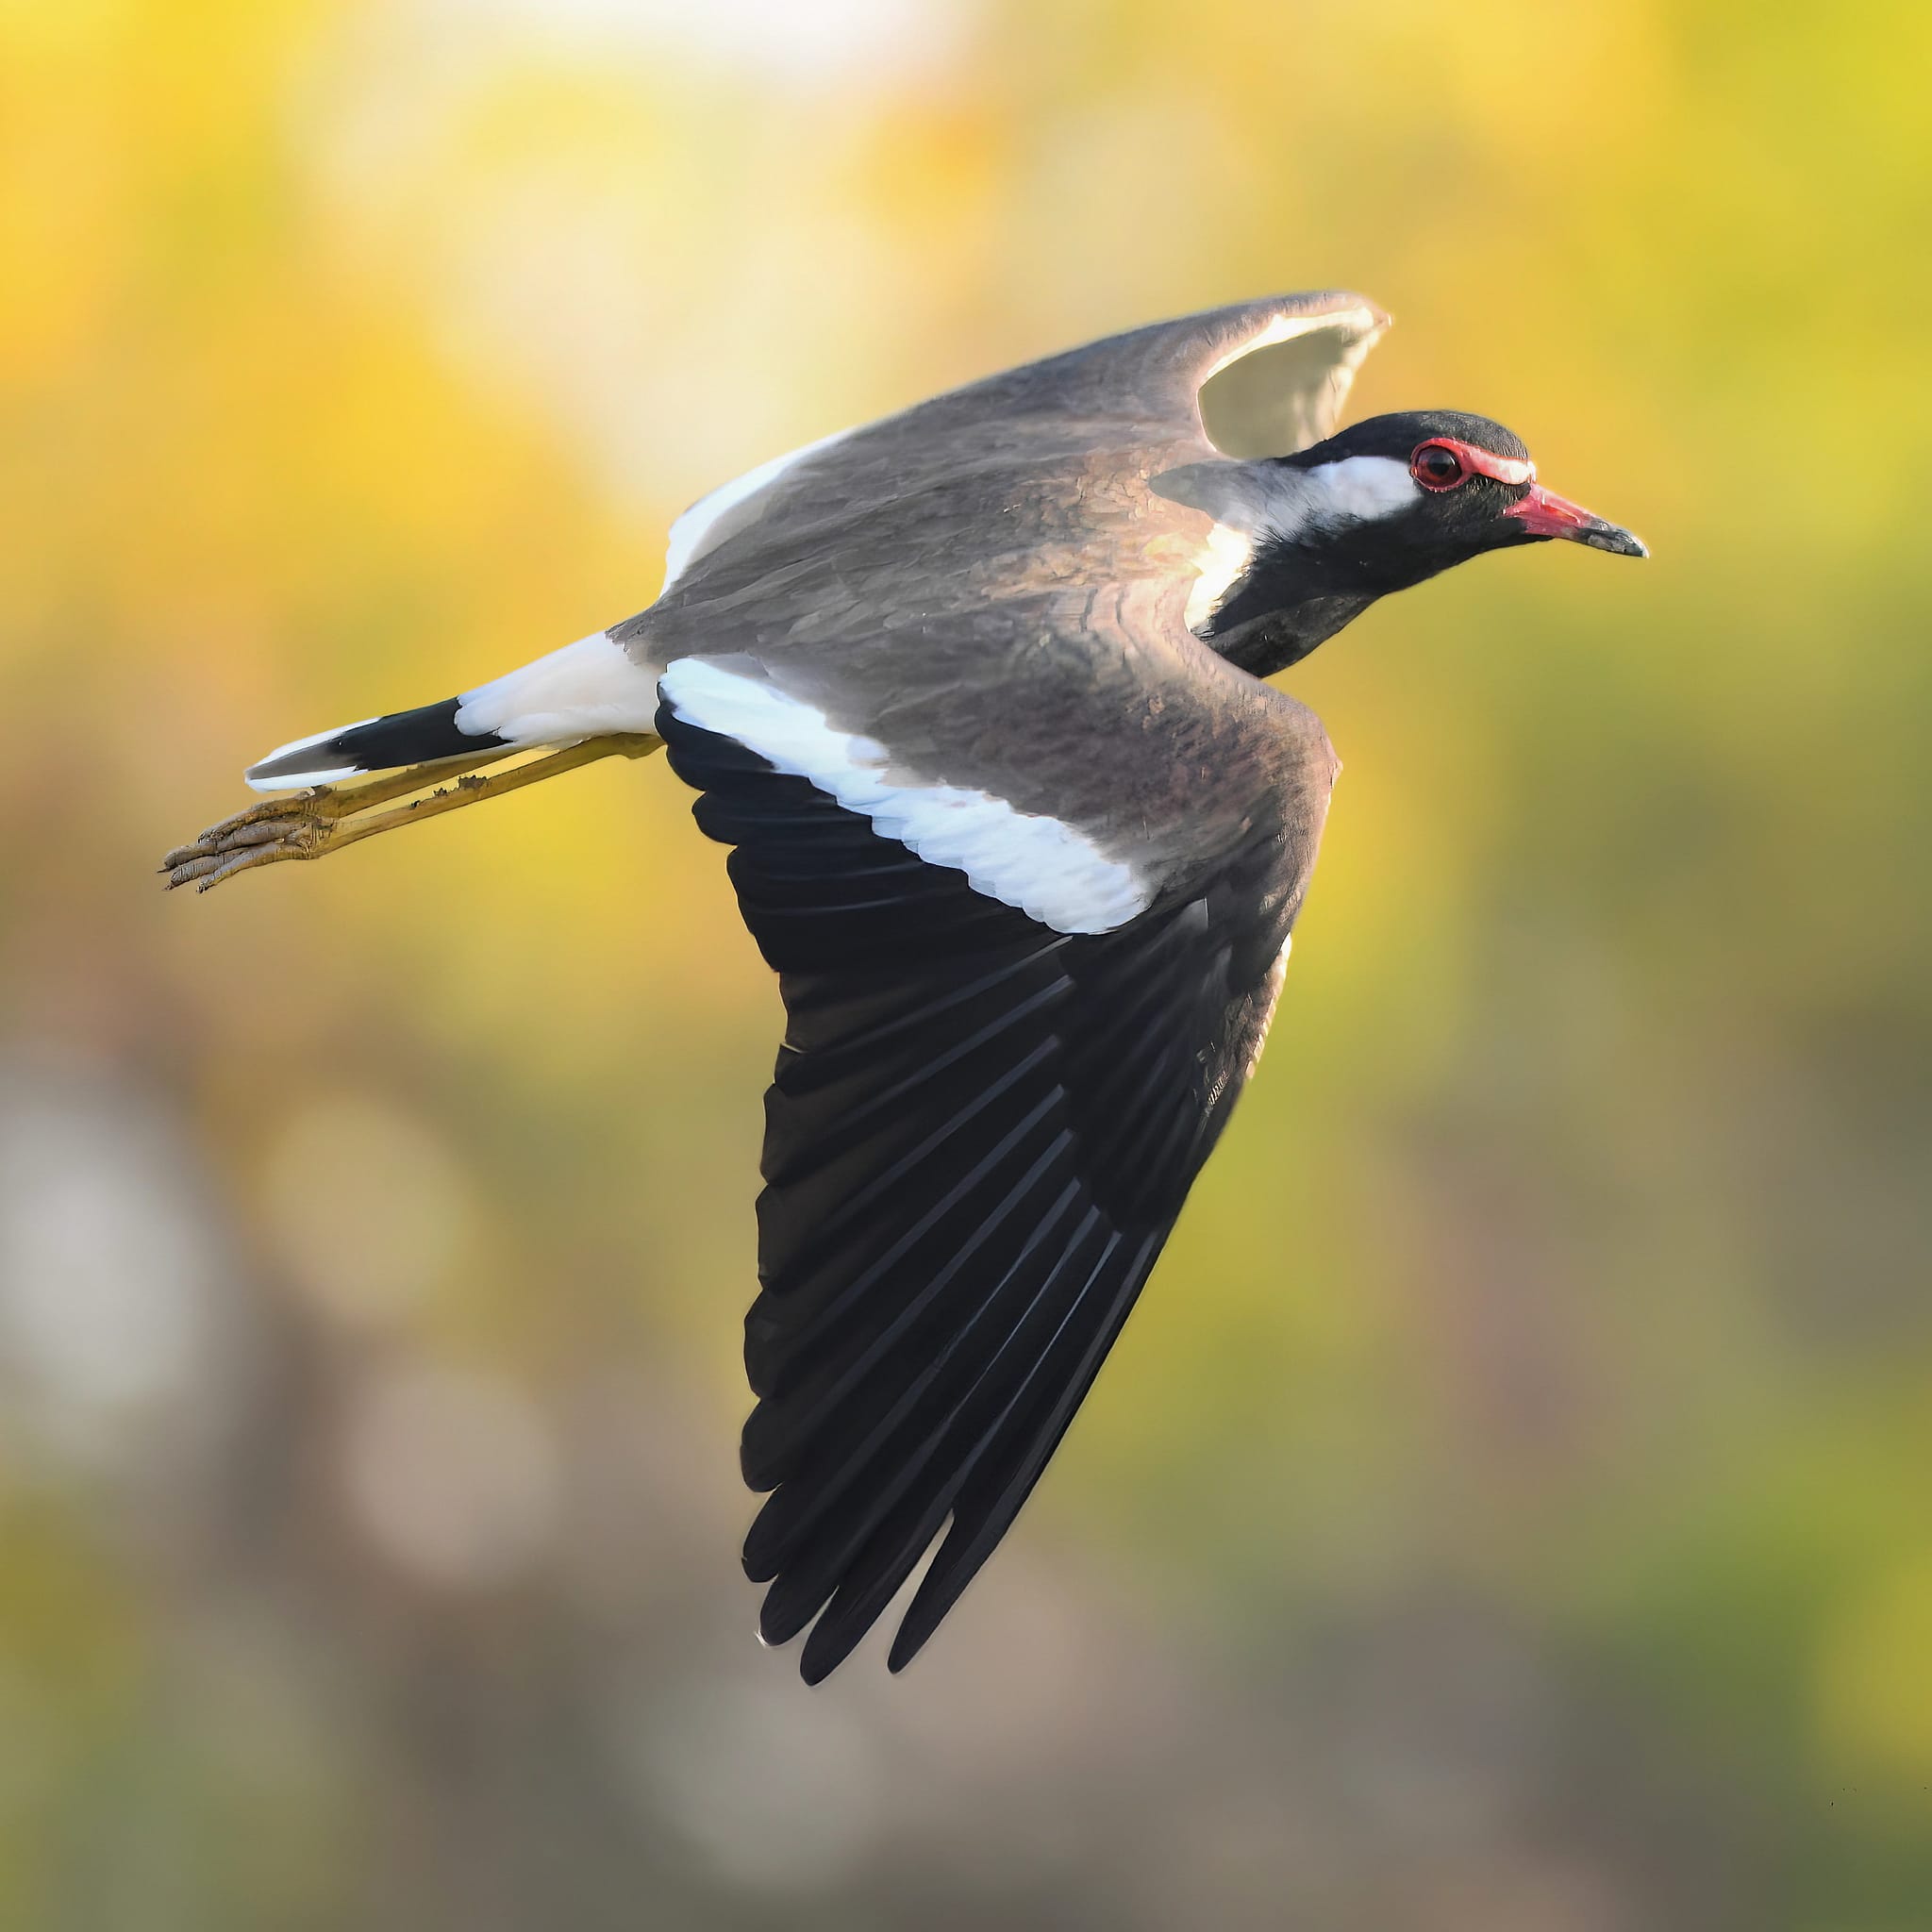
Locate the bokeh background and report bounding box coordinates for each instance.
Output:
[3,1,1929,1925]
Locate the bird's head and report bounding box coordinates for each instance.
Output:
[1276,409,1647,585]
[1164,408,1646,675]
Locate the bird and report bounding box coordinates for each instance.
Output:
[162,291,1644,1681]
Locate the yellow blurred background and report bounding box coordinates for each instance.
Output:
[3,0,1929,1924]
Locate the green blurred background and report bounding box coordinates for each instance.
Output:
[3,1,1929,1925]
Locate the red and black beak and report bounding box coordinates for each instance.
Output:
[1502,482,1647,558]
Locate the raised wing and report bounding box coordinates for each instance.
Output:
[635,291,1389,624]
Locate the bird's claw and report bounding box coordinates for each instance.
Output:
[158,790,341,891]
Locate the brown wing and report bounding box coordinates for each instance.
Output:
[634,290,1389,640]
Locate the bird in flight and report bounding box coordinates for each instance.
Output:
[162,291,1644,1681]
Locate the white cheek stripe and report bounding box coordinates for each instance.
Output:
[1303,455,1420,525]
[1224,454,1422,565]
[455,631,664,744]
[662,427,853,592]
[658,658,1150,937]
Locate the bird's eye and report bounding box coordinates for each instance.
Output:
[1410,441,1467,491]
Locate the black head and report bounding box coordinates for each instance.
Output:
[1177,408,1646,675]
[1275,409,1648,591]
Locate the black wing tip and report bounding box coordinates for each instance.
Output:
[885,1615,937,1675]
[739,1583,946,1683]
[797,1644,840,1689]
[767,1568,961,1682]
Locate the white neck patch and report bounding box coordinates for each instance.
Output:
[658,658,1150,936]
[1184,521,1257,631]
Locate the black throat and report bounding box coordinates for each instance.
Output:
[1202,589,1378,678]
[1197,529,1426,678]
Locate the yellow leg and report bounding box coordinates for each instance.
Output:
[159,734,660,893]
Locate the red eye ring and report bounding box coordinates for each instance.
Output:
[1409,441,1469,491]
[1408,436,1539,492]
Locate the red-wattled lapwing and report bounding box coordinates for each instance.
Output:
[162,291,1644,1681]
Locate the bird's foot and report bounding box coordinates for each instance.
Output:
[158,751,510,892]
[159,784,371,891]
[158,734,660,893]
